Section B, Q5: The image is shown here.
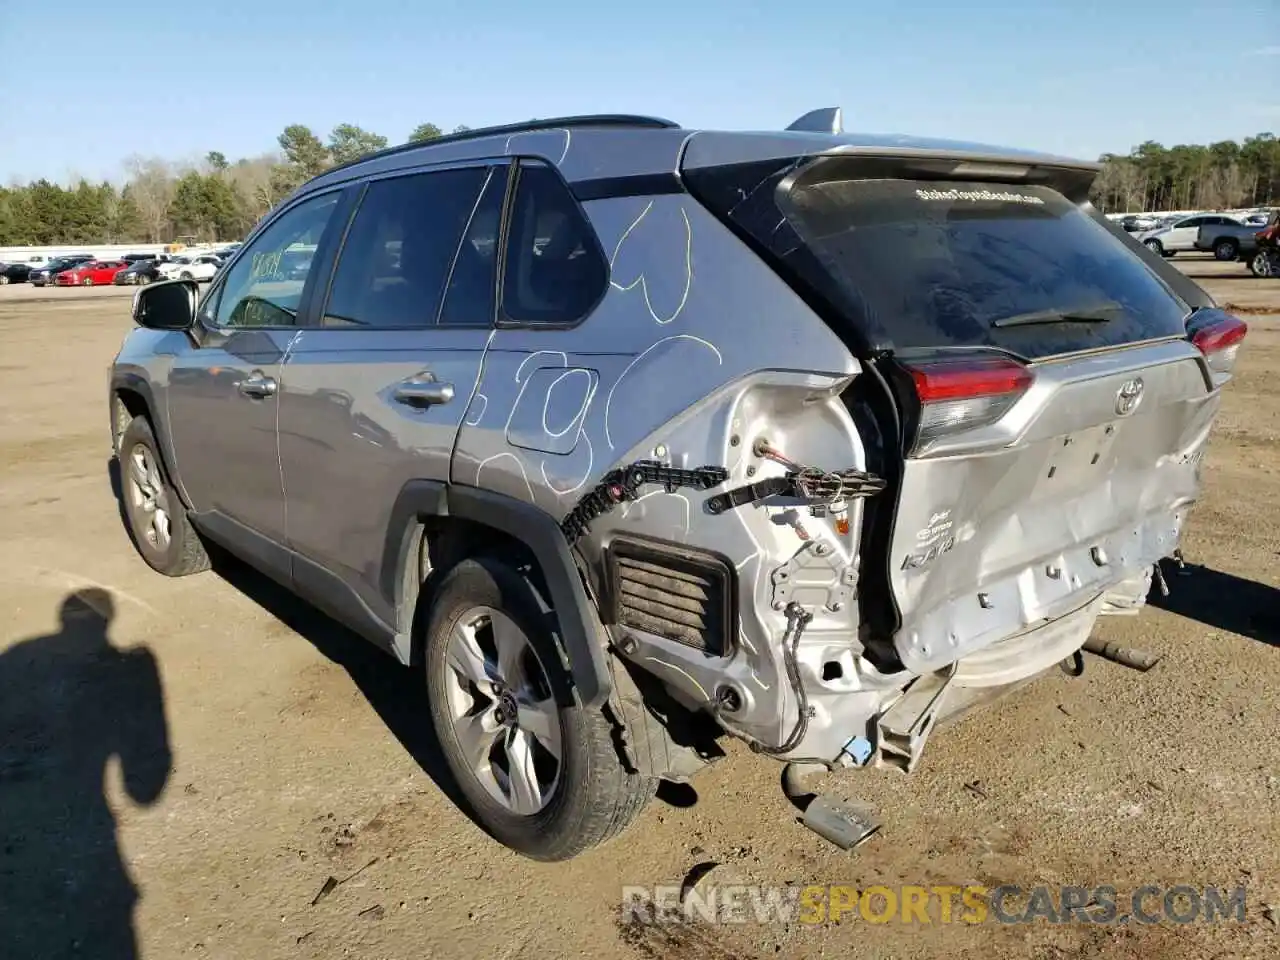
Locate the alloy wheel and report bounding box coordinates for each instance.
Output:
[442,605,562,816]
[127,444,171,551]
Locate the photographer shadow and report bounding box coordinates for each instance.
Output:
[0,588,171,960]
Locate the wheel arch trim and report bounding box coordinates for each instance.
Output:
[381,481,612,708]
[110,373,192,510]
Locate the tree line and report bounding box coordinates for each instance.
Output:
[1091,133,1279,213]
[0,122,467,247]
[1,125,1276,247]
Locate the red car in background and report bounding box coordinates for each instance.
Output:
[54,260,128,286]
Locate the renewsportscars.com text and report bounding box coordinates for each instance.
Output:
[621,883,1249,926]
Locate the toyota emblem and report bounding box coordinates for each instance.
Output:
[1115,378,1145,417]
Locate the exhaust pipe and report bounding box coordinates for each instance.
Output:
[1081,636,1162,671]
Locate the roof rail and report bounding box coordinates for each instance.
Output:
[325,114,682,176]
[785,107,843,135]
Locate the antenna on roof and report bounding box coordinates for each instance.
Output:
[785,107,843,135]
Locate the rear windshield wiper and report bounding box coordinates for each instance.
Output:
[990,302,1123,329]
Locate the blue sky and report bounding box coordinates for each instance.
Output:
[0,0,1276,184]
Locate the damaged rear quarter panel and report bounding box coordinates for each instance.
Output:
[451,193,859,508]
[451,194,870,746]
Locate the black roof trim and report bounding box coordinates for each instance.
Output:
[325,114,681,177]
[571,171,684,202]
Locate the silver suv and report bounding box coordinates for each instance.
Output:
[110,110,1247,861]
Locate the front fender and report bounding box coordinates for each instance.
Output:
[110,368,192,509]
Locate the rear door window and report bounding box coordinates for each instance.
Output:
[778,177,1190,358]
[322,165,499,328]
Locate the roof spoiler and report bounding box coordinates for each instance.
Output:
[785,107,843,135]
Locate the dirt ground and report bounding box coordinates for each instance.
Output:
[1,258,1277,960]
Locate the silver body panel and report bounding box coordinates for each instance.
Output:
[278,326,491,616]
[165,329,298,543]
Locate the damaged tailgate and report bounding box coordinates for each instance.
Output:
[775,172,1239,672]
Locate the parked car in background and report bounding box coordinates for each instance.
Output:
[29,255,95,286]
[0,262,32,284]
[282,249,313,280]
[1194,221,1265,261]
[54,260,128,286]
[155,254,222,282]
[1118,214,1160,233]
[114,259,162,285]
[1247,211,1280,278]
[121,252,160,264]
[1138,213,1243,256]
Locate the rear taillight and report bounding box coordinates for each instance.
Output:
[1190,312,1247,376]
[900,354,1033,454]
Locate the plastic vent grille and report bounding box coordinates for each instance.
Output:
[608,539,732,657]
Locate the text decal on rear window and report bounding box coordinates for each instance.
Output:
[250,249,285,282]
[914,187,1045,205]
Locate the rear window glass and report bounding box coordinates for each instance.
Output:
[779,178,1190,358]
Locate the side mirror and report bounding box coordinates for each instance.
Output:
[133,279,198,330]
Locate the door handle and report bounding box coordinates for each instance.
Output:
[393,378,454,407]
[238,372,277,398]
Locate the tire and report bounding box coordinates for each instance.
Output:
[117,416,209,577]
[1251,252,1278,279]
[0,275,9,285]
[180,271,193,280]
[1214,239,1239,262]
[82,277,93,286]
[1144,239,1164,256]
[423,556,655,861]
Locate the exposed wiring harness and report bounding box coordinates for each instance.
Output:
[705,440,884,516]
[712,601,815,755]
